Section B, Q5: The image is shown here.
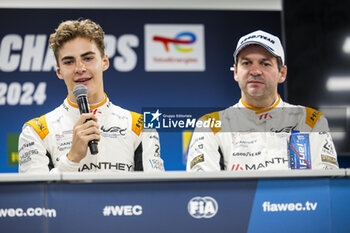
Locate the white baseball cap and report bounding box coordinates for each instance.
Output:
[233,30,285,65]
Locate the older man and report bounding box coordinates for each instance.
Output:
[187,30,338,171]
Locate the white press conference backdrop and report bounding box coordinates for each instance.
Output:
[0,8,282,172]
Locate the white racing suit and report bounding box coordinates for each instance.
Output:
[19,95,164,173]
[187,96,338,171]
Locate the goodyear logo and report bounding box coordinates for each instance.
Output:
[240,34,275,45]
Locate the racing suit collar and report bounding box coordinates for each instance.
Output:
[239,94,282,114]
[67,92,108,110]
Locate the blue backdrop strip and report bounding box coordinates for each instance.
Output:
[248,178,332,233]
[0,9,282,172]
[0,183,46,233]
[47,180,257,233]
[0,178,350,233]
[330,178,350,233]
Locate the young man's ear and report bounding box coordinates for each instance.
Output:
[56,65,64,80]
[102,54,110,71]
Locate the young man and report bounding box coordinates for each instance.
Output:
[18,19,164,173]
[187,30,338,171]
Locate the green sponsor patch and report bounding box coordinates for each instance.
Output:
[7,133,19,166]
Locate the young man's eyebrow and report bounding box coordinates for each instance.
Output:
[81,51,95,57]
[60,51,95,62]
[61,56,74,61]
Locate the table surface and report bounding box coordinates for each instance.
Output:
[0,169,348,183]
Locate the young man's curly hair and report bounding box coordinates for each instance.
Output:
[49,19,105,64]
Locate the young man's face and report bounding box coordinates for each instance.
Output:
[234,45,287,105]
[56,37,109,104]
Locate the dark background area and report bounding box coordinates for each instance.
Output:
[283,0,350,167]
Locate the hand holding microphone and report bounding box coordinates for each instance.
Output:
[67,85,99,163]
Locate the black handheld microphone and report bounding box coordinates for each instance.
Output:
[73,84,98,155]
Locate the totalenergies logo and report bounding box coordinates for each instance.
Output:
[145,24,205,71]
[153,32,196,52]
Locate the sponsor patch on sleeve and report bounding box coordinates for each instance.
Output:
[322,138,336,157]
[25,115,49,140]
[190,154,204,169]
[305,107,323,128]
[321,154,338,166]
[131,111,143,136]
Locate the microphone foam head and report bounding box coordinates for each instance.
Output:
[73,84,88,99]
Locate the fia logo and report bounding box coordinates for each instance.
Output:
[188,196,218,219]
[143,109,162,129]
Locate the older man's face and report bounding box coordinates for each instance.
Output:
[234,45,287,106]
